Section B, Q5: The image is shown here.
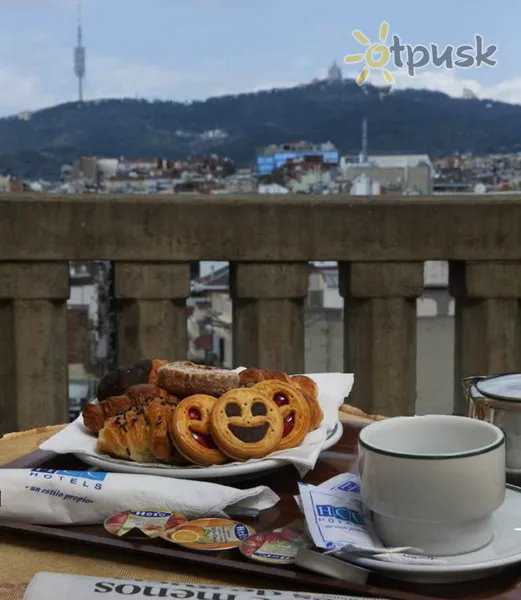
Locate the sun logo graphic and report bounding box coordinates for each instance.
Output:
[344,21,394,86]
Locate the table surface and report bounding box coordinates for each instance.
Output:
[0,416,367,600]
[1,419,521,600]
[0,424,304,600]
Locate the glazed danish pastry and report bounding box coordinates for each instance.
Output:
[158,361,240,397]
[97,401,186,464]
[82,385,178,434]
[251,380,311,451]
[98,406,154,463]
[210,388,283,461]
[170,395,227,466]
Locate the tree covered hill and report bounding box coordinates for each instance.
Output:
[0,79,520,179]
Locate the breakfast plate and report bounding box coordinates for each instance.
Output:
[75,421,343,481]
[349,485,521,584]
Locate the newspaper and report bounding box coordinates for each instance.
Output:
[298,473,446,565]
[23,572,389,600]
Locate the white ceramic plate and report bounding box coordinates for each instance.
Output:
[349,485,521,584]
[75,422,343,482]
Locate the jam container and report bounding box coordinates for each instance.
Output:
[464,373,521,471]
[104,509,187,539]
[160,518,255,551]
[239,532,300,564]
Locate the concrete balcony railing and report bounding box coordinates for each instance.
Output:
[1,193,521,434]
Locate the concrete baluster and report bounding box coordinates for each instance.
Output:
[339,261,425,417]
[450,261,521,415]
[230,262,309,372]
[0,262,70,433]
[113,262,190,365]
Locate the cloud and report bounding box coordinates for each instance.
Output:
[0,31,308,116]
[1,27,521,119]
[343,65,521,104]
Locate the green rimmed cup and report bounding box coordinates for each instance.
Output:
[358,415,505,556]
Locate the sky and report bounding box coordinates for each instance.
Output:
[0,0,518,117]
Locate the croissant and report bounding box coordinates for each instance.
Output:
[83,384,179,433]
[97,401,187,465]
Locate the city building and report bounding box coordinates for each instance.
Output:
[256,141,339,176]
[342,154,434,195]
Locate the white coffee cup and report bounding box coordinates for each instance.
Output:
[358,415,505,556]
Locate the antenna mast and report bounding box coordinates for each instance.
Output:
[74,4,86,102]
[361,118,368,163]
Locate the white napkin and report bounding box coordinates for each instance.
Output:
[40,372,353,477]
[0,469,280,525]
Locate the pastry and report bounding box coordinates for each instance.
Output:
[82,402,105,433]
[210,388,283,461]
[239,368,323,432]
[170,395,227,466]
[96,359,168,401]
[339,404,386,423]
[82,383,178,434]
[158,361,240,397]
[126,383,178,406]
[82,394,132,433]
[290,375,323,431]
[239,367,292,387]
[97,401,186,464]
[251,380,311,451]
[147,400,187,464]
[98,406,154,463]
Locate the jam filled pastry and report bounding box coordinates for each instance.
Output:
[210,388,283,461]
[170,395,228,466]
[158,361,240,398]
[251,380,311,451]
[290,375,323,431]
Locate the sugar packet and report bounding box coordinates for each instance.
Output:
[298,473,446,565]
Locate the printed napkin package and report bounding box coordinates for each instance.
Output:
[40,372,354,476]
[0,469,279,525]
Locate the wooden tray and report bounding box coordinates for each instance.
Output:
[2,424,521,600]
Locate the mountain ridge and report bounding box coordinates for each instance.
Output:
[0,79,520,179]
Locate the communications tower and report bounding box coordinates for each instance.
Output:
[74,5,86,102]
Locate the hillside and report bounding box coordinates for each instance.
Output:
[1,79,521,179]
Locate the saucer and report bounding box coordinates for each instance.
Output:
[349,485,521,584]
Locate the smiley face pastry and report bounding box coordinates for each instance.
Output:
[210,389,283,461]
[251,380,311,451]
[290,375,323,431]
[170,395,228,466]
